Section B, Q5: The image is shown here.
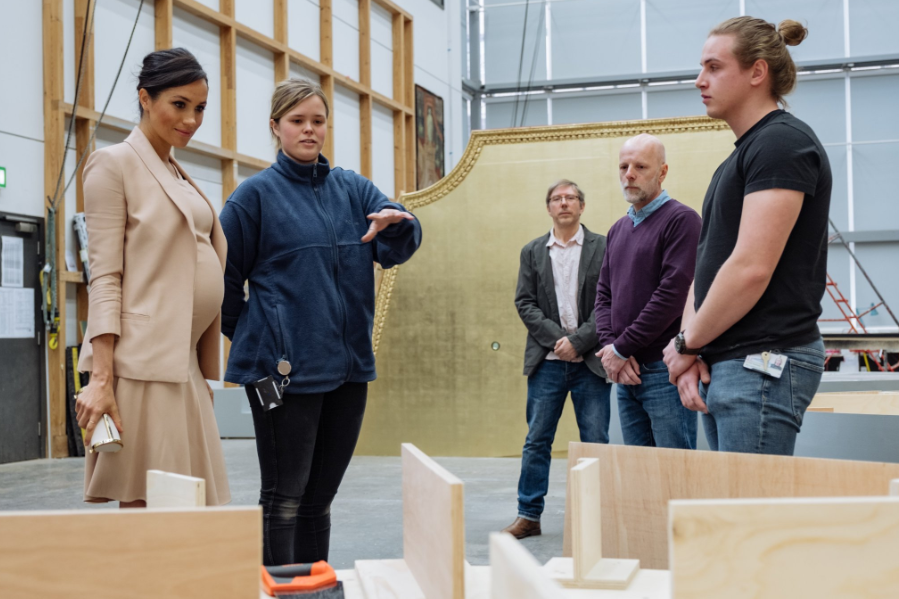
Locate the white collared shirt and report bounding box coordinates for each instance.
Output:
[545,225,584,363]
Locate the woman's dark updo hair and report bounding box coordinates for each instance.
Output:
[137,48,208,117]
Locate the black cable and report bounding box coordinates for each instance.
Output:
[519,0,546,127]
[50,0,95,210]
[63,0,146,196]
[510,0,532,127]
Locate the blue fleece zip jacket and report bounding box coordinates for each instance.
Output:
[219,151,422,393]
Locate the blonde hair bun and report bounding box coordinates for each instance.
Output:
[778,19,808,47]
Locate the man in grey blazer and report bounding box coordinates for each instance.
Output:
[502,179,611,540]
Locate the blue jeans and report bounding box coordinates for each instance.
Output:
[699,339,825,455]
[617,360,697,449]
[517,360,612,521]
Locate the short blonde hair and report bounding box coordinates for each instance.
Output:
[270,78,330,149]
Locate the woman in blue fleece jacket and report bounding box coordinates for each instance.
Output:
[219,79,421,566]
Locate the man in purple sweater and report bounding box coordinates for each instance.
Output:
[595,134,702,448]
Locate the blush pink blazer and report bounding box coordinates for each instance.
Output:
[78,127,227,383]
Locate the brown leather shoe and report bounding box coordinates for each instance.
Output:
[501,517,541,539]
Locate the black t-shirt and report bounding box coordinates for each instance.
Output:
[694,109,832,363]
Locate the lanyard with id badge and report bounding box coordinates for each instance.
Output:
[254,358,292,411]
[744,351,788,378]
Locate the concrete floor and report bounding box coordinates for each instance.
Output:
[0,440,566,569]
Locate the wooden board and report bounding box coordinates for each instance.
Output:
[810,391,899,415]
[669,496,899,599]
[357,559,425,599]
[549,458,639,590]
[563,442,899,569]
[401,443,465,599]
[0,507,260,598]
[544,558,641,591]
[572,459,603,579]
[146,469,205,508]
[491,533,563,599]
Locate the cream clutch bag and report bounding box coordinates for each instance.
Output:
[90,413,123,453]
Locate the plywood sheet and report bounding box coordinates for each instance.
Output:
[146,469,205,508]
[810,391,899,415]
[491,533,562,599]
[669,497,899,599]
[564,442,899,569]
[402,443,465,599]
[0,507,261,599]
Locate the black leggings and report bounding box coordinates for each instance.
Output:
[246,382,367,566]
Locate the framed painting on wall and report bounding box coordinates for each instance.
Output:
[415,84,445,190]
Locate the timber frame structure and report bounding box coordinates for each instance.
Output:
[42,0,417,458]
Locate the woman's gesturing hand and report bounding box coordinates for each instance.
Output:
[75,379,124,446]
[361,208,415,243]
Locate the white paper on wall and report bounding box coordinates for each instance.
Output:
[1,236,24,288]
[0,287,35,339]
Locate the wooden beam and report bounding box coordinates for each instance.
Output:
[274,0,289,82]
[405,112,415,191]
[175,0,233,26]
[669,496,899,599]
[235,22,285,55]
[360,94,372,179]
[0,507,261,597]
[74,0,95,345]
[320,0,333,68]
[359,0,371,87]
[393,110,405,197]
[275,52,290,83]
[43,0,68,458]
[274,0,287,45]
[220,25,237,151]
[564,442,899,570]
[74,0,95,109]
[219,0,234,18]
[59,271,85,284]
[221,157,238,388]
[321,75,335,162]
[220,6,238,387]
[372,0,412,20]
[62,102,132,131]
[287,49,330,77]
[155,0,173,50]
[404,17,413,108]
[236,153,271,170]
[392,12,404,103]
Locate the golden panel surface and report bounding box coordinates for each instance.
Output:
[360,117,735,456]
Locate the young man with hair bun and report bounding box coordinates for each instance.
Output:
[664,17,832,456]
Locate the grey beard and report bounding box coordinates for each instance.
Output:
[622,188,649,205]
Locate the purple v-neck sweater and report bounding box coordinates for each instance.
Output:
[594,199,702,364]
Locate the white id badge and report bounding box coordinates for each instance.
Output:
[743,351,788,378]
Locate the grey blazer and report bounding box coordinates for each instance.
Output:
[514,225,608,378]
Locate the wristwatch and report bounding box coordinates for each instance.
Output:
[674,331,701,355]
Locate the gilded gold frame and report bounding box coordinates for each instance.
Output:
[372,116,731,355]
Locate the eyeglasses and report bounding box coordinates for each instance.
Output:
[549,194,579,204]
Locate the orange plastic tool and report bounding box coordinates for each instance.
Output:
[261,561,338,596]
